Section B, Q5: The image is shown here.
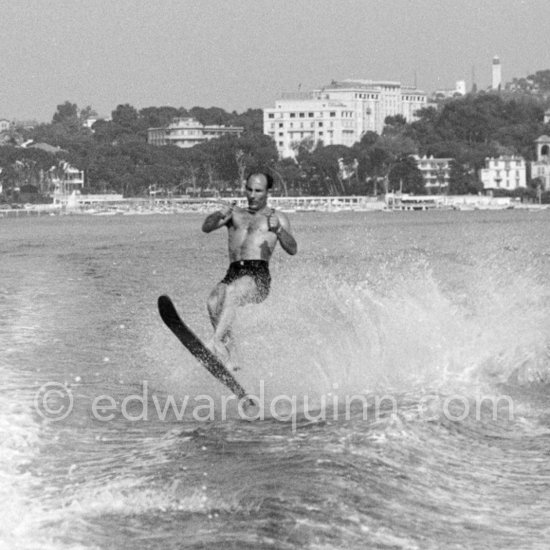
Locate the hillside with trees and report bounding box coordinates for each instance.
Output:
[1,76,550,202]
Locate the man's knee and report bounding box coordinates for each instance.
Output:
[207,285,225,314]
[226,276,259,304]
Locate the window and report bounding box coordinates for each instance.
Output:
[278,141,283,147]
[268,113,274,118]
[308,112,314,117]
[290,113,296,118]
[330,112,336,117]
[299,112,305,118]
[279,123,283,128]
[318,122,323,127]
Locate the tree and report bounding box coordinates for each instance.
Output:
[231,108,263,135]
[189,106,231,126]
[112,104,139,128]
[358,131,379,148]
[272,157,302,195]
[295,144,357,195]
[388,156,424,194]
[79,105,98,123]
[139,106,185,128]
[447,160,480,194]
[52,101,79,125]
[43,101,91,143]
[383,114,407,136]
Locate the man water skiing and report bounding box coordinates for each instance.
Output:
[202,172,297,369]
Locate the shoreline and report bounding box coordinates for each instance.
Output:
[1,195,548,219]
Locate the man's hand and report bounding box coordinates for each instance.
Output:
[268,210,297,255]
[267,211,282,233]
[219,202,234,218]
[202,201,236,233]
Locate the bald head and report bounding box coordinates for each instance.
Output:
[244,172,272,211]
[246,172,273,190]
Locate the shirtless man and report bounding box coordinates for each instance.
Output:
[201,172,297,367]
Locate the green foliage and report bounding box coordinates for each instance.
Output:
[383,114,407,135]
[52,101,78,125]
[507,69,550,99]
[0,145,61,196]
[388,156,424,194]
[448,160,481,195]
[139,106,187,128]
[4,83,549,200]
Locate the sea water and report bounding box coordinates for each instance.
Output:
[1,210,549,549]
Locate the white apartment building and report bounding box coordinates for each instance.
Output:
[531,135,550,190]
[412,155,453,191]
[52,162,85,195]
[148,117,243,148]
[264,79,426,158]
[480,156,526,190]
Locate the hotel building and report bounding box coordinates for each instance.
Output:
[148,117,243,148]
[480,156,526,190]
[263,79,427,158]
[412,155,453,191]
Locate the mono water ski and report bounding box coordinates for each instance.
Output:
[157,294,252,403]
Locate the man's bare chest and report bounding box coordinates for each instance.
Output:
[233,212,269,234]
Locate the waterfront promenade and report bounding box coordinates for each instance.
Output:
[0,194,546,218]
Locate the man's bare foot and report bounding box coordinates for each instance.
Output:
[207,339,240,372]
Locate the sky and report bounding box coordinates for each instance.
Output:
[1,0,549,122]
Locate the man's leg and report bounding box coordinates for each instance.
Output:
[207,283,226,331]
[206,277,259,365]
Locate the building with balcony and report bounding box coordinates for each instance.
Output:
[0,119,10,132]
[480,156,526,190]
[531,135,550,190]
[147,117,243,148]
[51,162,85,199]
[263,79,427,158]
[412,155,453,191]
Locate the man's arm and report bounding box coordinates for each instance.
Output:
[270,211,297,255]
[202,203,234,233]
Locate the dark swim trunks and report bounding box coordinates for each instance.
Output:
[220,260,271,302]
